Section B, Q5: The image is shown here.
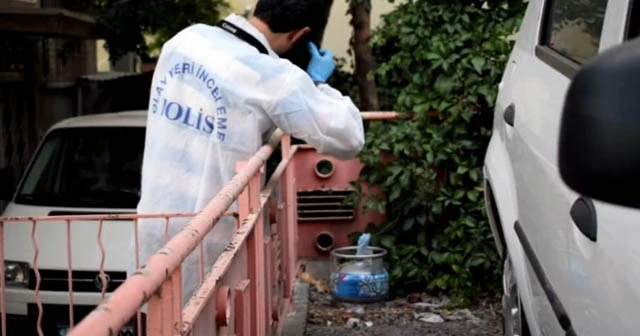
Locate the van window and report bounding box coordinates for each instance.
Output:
[15,127,145,209]
[542,0,609,64]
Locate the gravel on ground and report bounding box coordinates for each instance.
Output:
[301,273,503,336]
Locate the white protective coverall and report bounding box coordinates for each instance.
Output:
[129,13,365,308]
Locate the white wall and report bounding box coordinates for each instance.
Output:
[323,1,399,61]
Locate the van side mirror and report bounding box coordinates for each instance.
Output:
[0,168,15,201]
[559,38,640,209]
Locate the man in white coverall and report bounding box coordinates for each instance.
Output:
[129,0,365,312]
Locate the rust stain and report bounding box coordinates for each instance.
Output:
[190,227,200,237]
[95,306,112,314]
[157,247,172,256]
[142,291,149,302]
[211,216,221,228]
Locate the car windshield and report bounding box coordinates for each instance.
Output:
[15,127,145,209]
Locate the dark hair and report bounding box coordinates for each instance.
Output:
[253,0,333,33]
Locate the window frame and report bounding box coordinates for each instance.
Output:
[535,0,610,78]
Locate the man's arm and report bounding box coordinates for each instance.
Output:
[265,68,365,160]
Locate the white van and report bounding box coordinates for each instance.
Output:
[484,1,640,335]
[1,110,147,335]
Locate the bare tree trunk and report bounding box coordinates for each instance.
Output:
[349,2,379,111]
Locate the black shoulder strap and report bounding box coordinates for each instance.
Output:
[217,20,270,55]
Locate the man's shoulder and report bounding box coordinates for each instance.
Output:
[159,23,233,63]
[168,23,218,44]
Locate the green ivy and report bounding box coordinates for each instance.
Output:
[341,0,526,304]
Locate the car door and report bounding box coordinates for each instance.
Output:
[505,0,610,335]
[562,2,640,335]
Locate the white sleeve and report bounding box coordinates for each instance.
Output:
[265,68,365,160]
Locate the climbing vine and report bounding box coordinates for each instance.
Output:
[338,0,526,303]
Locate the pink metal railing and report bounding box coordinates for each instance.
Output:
[0,212,237,336]
[0,112,400,336]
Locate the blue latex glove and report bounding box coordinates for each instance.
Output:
[306,42,336,83]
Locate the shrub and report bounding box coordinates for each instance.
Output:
[344,0,526,303]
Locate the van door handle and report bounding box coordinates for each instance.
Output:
[503,104,515,127]
[570,197,597,242]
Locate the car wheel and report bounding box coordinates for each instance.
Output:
[502,253,529,336]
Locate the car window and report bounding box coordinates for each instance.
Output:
[16,127,145,209]
[542,0,609,64]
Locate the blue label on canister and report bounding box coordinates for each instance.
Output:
[330,271,389,299]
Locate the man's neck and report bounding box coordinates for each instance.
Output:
[248,17,278,52]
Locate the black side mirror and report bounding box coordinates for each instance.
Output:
[559,37,640,209]
[0,168,15,201]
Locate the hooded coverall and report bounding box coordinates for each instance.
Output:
[128,13,365,308]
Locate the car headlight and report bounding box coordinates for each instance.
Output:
[5,261,30,287]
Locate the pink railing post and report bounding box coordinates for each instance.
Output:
[147,266,182,335]
[239,160,267,336]
[31,220,44,336]
[236,161,253,335]
[254,166,269,336]
[147,287,162,335]
[238,162,251,229]
[281,135,299,298]
[234,279,251,335]
[264,233,273,326]
[169,268,183,333]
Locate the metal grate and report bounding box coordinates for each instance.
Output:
[297,189,356,221]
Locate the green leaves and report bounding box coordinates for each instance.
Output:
[380,234,395,249]
[471,57,486,74]
[434,75,455,95]
[330,0,526,303]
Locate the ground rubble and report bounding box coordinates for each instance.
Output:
[300,272,503,336]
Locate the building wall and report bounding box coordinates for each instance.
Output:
[324,1,398,62]
[0,0,104,205]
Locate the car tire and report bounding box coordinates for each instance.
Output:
[502,252,530,336]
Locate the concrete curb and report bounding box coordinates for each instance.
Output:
[281,280,310,336]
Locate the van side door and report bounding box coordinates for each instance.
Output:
[563,2,640,335]
[507,0,609,334]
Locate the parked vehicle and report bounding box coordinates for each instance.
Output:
[484,0,640,335]
[0,111,147,335]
